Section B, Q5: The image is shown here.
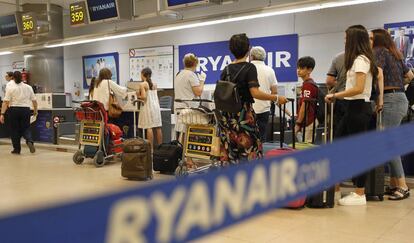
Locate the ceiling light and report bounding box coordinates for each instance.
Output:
[45,0,383,48]
[0,51,13,56]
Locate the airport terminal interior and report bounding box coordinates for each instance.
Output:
[0,0,414,242]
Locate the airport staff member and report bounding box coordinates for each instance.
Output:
[0,71,38,154]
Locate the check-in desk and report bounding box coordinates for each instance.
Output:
[31,93,75,144]
[111,92,172,142]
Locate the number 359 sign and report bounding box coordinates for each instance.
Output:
[70,1,88,26]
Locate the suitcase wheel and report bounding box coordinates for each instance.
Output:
[93,150,105,167]
[73,150,84,165]
[175,160,189,178]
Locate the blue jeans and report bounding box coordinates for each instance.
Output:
[256,111,270,142]
[382,92,408,178]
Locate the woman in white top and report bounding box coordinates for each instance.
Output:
[326,25,379,206]
[90,68,129,112]
[0,71,38,154]
[138,68,162,147]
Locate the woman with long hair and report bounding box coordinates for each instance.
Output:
[90,68,129,111]
[137,67,162,147]
[326,25,378,206]
[371,28,414,200]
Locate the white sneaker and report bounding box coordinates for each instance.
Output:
[334,191,342,202]
[338,192,367,206]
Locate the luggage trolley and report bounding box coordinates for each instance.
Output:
[174,99,221,176]
[72,101,123,167]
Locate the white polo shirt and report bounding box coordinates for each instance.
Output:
[251,60,278,114]
[345,55,373,102]
[4,81,36,108]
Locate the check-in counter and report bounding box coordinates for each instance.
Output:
[31,93,75,144]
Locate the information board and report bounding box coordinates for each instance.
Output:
[70,2,88,26]
[129,46,174,89]
[21,13,36,35]
[0,14,19,37]
[86,0,119,22]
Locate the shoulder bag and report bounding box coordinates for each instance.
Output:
[213,64,247,113]
[107,80,123,118]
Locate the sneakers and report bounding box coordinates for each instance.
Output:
[338,192,367,206]
[26,142,35,153]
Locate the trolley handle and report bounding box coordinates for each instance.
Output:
[175,98,214,103]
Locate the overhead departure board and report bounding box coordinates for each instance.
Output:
[21,13,36,35]
[86,0,119,22]
[0,14,19,37]
[70,2,88,26]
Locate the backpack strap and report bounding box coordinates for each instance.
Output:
[226,64,248,83]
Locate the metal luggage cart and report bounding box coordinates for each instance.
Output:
[72,101,123,167]
[174,99,222,177]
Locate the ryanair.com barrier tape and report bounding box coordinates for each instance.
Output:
[0,123,414,243]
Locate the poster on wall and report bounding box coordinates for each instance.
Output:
[82,52,119,89]
[178,34,298,84]
[129,46,174,89]
[384,21,414,68]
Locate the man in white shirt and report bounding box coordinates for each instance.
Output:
[250,46,278,142]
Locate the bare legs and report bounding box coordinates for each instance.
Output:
[146,127,163,147]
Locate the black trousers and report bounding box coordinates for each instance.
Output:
[336,100,373,188]
[256,111,270,142]
[8,107,31,153]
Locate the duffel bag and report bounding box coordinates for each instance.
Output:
[153,141,183,173]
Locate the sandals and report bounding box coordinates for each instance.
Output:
[384,186,397,196]
[389,188,410,201]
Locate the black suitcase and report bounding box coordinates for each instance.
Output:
[153,141,183,173]
[365,166,385,201]
[306,102,335,208]
[365,111,385,201]
[121,138,153,181]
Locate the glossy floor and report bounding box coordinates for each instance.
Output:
[0,145,413,243]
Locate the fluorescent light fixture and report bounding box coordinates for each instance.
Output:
[45,0,383,48]
[0,51,13,56]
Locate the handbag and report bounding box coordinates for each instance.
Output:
[214,64,247,113]
[107,80,123,118]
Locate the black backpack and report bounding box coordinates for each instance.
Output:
[308,81,326,124]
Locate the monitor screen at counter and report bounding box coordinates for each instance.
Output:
[167,0,209,7]
[86,0,119,22]
[0,14,19,37]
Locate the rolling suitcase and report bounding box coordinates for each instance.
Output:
[365,111,385,201]
[306,102,335,208]
[121,99,153,181]
[265,99,306,209]
[121,138,153,180]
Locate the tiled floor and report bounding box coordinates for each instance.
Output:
[0,145,413,243]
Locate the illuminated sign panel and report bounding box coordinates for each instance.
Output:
[70,2,88,26]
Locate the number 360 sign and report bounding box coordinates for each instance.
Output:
[21,13,36,35]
